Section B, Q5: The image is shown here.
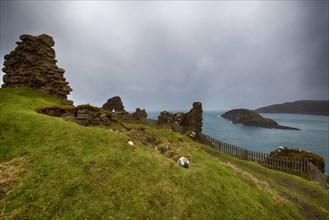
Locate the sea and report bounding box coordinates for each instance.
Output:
[147,111,329,174]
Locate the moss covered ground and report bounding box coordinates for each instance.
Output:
[0,87,328,219]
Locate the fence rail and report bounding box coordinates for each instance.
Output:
[308,162,328,187]
[137,119,327,188]
[199,133,328,188]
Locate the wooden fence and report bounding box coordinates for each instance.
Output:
[308,162,328,187]
[262,155,310,173]
[136,119,328,188]
[199,134,328,188]
[200,134,268,162]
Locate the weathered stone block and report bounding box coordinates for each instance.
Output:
[77,113,90,120]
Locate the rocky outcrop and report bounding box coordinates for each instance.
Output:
[132,108,147,120]
[2,34,72,99]
[102,96,126,112]
[221,109,300,130]
[158,102,203,137]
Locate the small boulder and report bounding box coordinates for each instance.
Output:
[186,131,196,139]
[160,146,170,154]
[177,157,190,168]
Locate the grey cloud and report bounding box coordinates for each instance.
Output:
[1,1,328,111]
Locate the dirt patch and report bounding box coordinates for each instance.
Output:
[0,157,30,197]
[223,161,286,204]
[1,157,30,219]
[125,128,161,148]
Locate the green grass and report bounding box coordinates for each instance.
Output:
[1,87,328,219]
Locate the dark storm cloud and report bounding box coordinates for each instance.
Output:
[1,1,328,111]
[295,2,328,98]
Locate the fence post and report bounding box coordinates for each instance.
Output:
[294,157,297,172]
[299,157,303,172]
[306,158,311,173]
[303,158,307,173]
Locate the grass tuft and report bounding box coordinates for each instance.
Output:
[224,161,286,203]
[0,157,30,198]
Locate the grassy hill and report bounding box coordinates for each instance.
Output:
[0,87,328,219]
[255,100,329,116]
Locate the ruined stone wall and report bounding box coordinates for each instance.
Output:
[158,102,203,137]
[158,111,185,126]
[2,34,72,99]
[183,102,203,136]
[132,108,147,120]
[102,96,125,112]
[102,96,132,117]
[38,105,114,126]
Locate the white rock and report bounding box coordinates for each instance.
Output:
[177,157,190,168]
[189,131,196,138]
[128,141,134,146]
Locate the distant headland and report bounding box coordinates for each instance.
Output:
[221,109,300,130]
[255,100,329,116]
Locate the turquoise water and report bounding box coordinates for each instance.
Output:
[147,111,329,174]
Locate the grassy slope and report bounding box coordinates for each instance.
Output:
[0,87,328,219]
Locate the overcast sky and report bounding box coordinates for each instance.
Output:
[1,1,328,111]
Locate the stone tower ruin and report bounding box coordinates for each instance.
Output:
[2,34,72,99]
